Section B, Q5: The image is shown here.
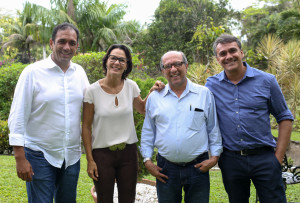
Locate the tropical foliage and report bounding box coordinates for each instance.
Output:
[0,0,141,62]
[133,0,234,71]
[0,0,299,179]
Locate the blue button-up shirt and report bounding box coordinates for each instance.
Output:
[141,79,222,163]
[205,62,294,151]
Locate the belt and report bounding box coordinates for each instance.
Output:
[161,152,208,167]
[223,146,274,156]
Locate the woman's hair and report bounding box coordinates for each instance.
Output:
[102,44,133,79]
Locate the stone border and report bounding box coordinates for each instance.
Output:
[90,179,156,202]
[138,178,156,186]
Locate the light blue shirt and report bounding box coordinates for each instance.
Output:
[141,79,222,163]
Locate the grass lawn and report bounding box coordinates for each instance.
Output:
[1,155,299,202]
[272,129,300,142]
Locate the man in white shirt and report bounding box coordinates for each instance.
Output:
[8,23,89,203]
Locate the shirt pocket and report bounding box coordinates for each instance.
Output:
[189,110,206,131]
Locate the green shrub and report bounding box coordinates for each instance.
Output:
[72,52,145,84]
[0,120,11,154]
[132,77,168,179]
[72,52,106,84]
[0,63,26,120]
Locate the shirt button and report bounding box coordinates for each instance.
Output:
[236,112,239,114]
[235,98,238,100]
[240,139,243,141]
[237,125,240,128]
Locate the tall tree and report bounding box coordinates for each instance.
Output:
[76,1,140,52]
[133,0,233,69]
[239,0,296,48]
[2,18,37,63]
[0,10,16,60]
[20,2,55,59]
[277,9,300,42]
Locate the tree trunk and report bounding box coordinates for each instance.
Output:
[67,0,76,21]
[43,44,47,59]
[28,44,31,63]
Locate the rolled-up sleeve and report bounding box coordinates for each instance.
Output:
[269,76,294,122]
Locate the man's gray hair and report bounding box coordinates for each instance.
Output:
[160,51,188,70]
[213,34,242,56]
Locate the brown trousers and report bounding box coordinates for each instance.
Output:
[92,143,138,203]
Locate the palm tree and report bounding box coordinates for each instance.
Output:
[20,2,54,59]
[21,1,77,59]
[258,35,300,119]
[278,9,300,42]
[277,40,300,118]
[2,18,37,63]
[76,1,140,52]
[257,34,283,76]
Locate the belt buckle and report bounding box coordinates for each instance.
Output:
[240,150,248,156]
[177,162,187,167]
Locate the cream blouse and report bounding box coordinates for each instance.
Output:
[84,79,140,149]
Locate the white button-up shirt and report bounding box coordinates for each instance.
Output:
[8,56,89,168]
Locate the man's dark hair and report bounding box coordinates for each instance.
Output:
[102,44,133,80]
[213,34,242,56]
[51,22,79,42]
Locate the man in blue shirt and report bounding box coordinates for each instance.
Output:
[141,50,222,203]
[205,34,294,203]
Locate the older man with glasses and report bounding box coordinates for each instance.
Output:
[140,50,223,203]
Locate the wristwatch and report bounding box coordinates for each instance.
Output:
[143,157,151,163]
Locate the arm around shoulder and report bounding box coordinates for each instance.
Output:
[133,80,165,115]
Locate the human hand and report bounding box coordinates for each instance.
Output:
[144,160,168,183]
[87,160,98,181]
[275,153,283,165]
[150,80,165,93]
[194,156,218,173]
[15,157,34,182]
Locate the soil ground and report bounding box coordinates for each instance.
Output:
[286,141,300,167]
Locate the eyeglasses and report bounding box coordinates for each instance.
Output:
[162,61,185,70]
[108,55,127,65]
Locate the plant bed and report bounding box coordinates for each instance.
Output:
[91,179,157,203]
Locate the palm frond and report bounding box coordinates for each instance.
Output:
[257,34,283,75]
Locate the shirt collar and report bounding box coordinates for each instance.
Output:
[243,62,254,78]
[162,78,197,97]
[45,54,76,71]
[218,62,254,81]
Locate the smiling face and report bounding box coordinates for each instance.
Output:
[215,42,244,75]
[50,28,78,71]
[161,52,188,89]
[106,48,127,78]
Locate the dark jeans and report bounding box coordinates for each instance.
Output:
[156,153,210,203]
[92,143,138,203]
[219,149,286,203]
[24,147,80,203]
